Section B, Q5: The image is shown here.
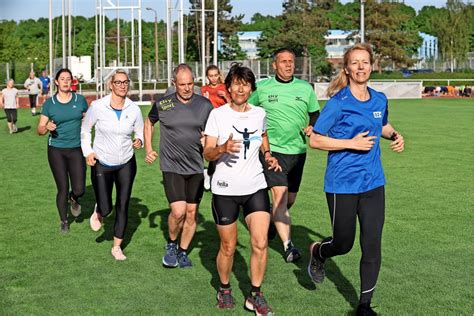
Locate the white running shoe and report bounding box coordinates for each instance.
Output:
[89,204,103,232]
[203,169,211,191]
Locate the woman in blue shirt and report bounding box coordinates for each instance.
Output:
[308,43,404,316]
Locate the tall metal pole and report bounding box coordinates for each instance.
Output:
[68,0,72,61]
[117,0,120,66]
[201,0,205,85]
[166,0,172,86]
[213,0,217,66]
[138,0,143,100]
[146,8,159,82]
[49,0,53,95]
[361,0,366,43]
[62,0,66,67]
[179,0,184,63]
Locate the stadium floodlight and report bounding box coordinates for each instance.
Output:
[146,7,159,82]
[361,0,366,43]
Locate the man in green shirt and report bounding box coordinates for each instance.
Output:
[248,48,320,263]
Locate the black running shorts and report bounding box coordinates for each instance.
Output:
[162,172,204,204]
[262,152,306,193]
[211,189,271,226]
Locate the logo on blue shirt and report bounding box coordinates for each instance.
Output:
[373,111,382,118]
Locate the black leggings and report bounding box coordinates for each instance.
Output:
[4,109,17,123]
[91,156,137,239]
[47,146,86,221]
[29,94,37,108]
[318,186,385,304]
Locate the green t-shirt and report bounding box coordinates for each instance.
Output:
[41,93,89,148]
[248,77,319,154]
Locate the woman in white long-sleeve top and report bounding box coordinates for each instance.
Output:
[81,69,144,261]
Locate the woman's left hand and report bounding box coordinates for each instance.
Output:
[266,156,282,172]
[133,138,142,149]
[390,132,404,153]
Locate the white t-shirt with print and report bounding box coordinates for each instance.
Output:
[205,103,268,196]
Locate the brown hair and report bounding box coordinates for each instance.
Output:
[205,65,223,84]
[326,43,374,97]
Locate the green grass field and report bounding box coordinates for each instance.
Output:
[0,98,473,315]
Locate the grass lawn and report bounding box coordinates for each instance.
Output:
[0,98,473,315]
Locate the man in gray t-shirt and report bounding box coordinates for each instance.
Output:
[144,63,213,269]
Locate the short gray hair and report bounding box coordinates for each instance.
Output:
[172,63,194,82]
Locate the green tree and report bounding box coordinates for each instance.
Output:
[364,0,422,72]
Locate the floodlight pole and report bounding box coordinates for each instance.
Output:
[213,0,217,66]
[166,0,172,86]
[361,0,366,43]
[62,0,66,67]
[49,0,53,95]
[201,0,205,85]
[146,7,159,82]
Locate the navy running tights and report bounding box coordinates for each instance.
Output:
[47,146,86,221]
[91,156,137,239]
[317,186,385,304]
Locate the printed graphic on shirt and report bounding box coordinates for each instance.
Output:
[232,125,261,159]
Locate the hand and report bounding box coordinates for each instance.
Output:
[266,156,282,172]
[86,153,97,166]
[390,132,404,153]
[221,133,241,154]
[133,138,142,149]
[46,120,57,132]
[302,125,313,137]
[351,131,377,151]
[145,150,158,164]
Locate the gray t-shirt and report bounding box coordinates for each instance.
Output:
[1,88,19,109]
[148,93,213,175]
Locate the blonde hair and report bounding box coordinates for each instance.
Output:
[326,43,374,97]
[107,69,130,92]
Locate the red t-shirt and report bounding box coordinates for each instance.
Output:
[201,84,229,108]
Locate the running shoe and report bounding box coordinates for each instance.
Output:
[216,288,235,309]
[162,242,178,268]
[12,125,18,133]
[308,241,325,284]
[60,221,69,234]
[69,191,81,217]
[245,292,273,316]
[89,204,103,232]
[203,169,211,191]
[111,246,127,261]
[356,302,377,316]
[177,251,193,268]
[284,241,301,263]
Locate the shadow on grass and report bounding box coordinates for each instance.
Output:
[92,196,149,250]
[268,222,359,309]
[0,116,5,120]
[16,126,31,133]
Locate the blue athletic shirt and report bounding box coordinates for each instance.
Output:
[313,86,388,194]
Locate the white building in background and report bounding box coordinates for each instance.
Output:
[236,31,262,59]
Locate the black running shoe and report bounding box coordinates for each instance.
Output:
[356,302,377,316]
[216,288,235,309]
[308,241,325,283]
[60,221,69,234]
[69,191,81,217]
[245,292,273,316]
[284,241,301,263]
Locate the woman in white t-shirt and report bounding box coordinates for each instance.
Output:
[0,79,19,134]
[203,64,281,315]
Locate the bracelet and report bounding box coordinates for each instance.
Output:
[263,150,271,156]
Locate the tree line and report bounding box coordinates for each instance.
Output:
[0,0,473,81]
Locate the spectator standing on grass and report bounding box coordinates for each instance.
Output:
[82,69,144,261]
[1,79,20,134]
[203,64,280,315]
[144,64,213,268]
[308,43,405,316]
[248,47,320,263]
[24,71,42,116]
[37,68,88,233]
[39,70,51,96]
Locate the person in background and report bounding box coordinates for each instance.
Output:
[144,64,213,269]
[248,47,320,263]
[37,68,88,233]
[24,71,43,116]
[39,70,51,96]
[308,43,405,316]
[82,69,144,261]
[204,64,280,315]
[1,79,20,134]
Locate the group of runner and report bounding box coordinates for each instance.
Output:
[28,44,404,316]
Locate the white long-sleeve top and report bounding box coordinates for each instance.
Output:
[81,94,144,166]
